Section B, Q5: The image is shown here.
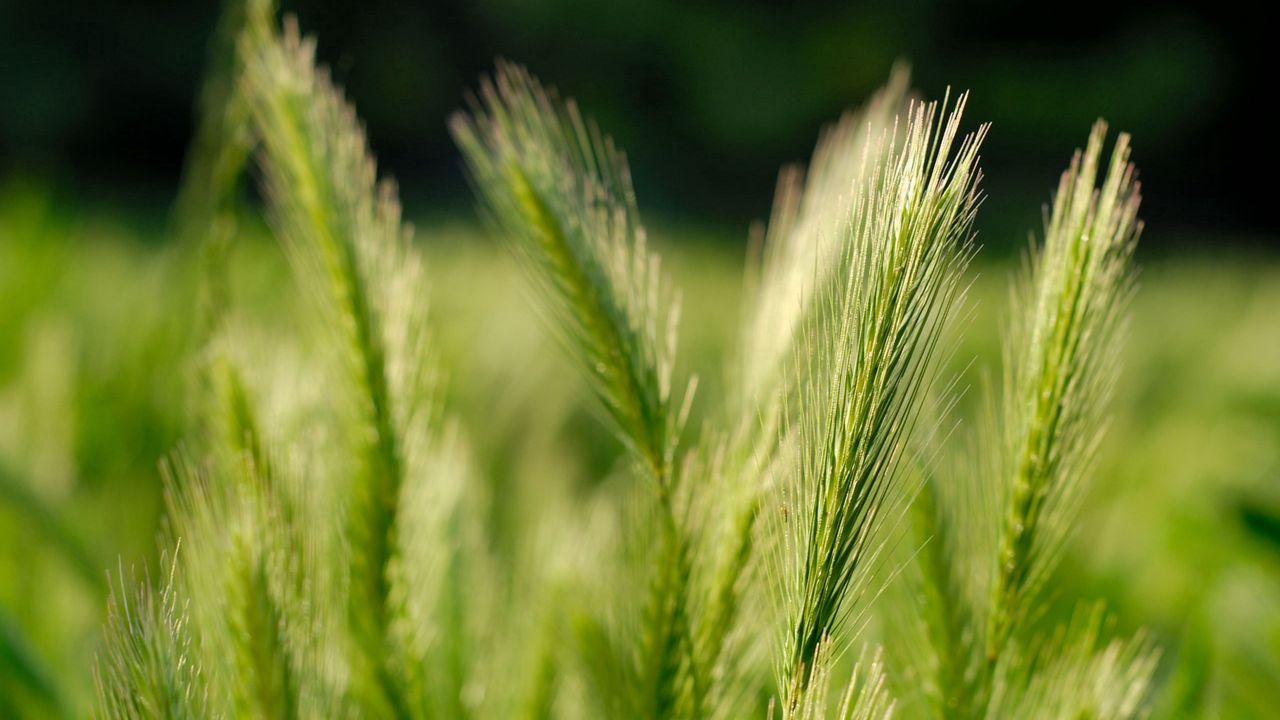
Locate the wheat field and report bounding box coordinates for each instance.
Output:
[1,3,1278,719]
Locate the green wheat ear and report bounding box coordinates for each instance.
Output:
[161,454,292,720]
[450,63,691,487]
[453,64,714,719]
[241,16,443,717]
[770,92,984,715]
[94,553,211,720]
[687,68,914,720]
[986,121,1142,661]
[903,121,1154,718]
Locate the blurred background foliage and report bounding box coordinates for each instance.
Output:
[1,0,1274,246]
[1,0,1278,717]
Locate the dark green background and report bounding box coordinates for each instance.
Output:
[1,0,1271,247]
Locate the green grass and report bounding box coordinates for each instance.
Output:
[3,190,1279,720]
[1,6,1278,720]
